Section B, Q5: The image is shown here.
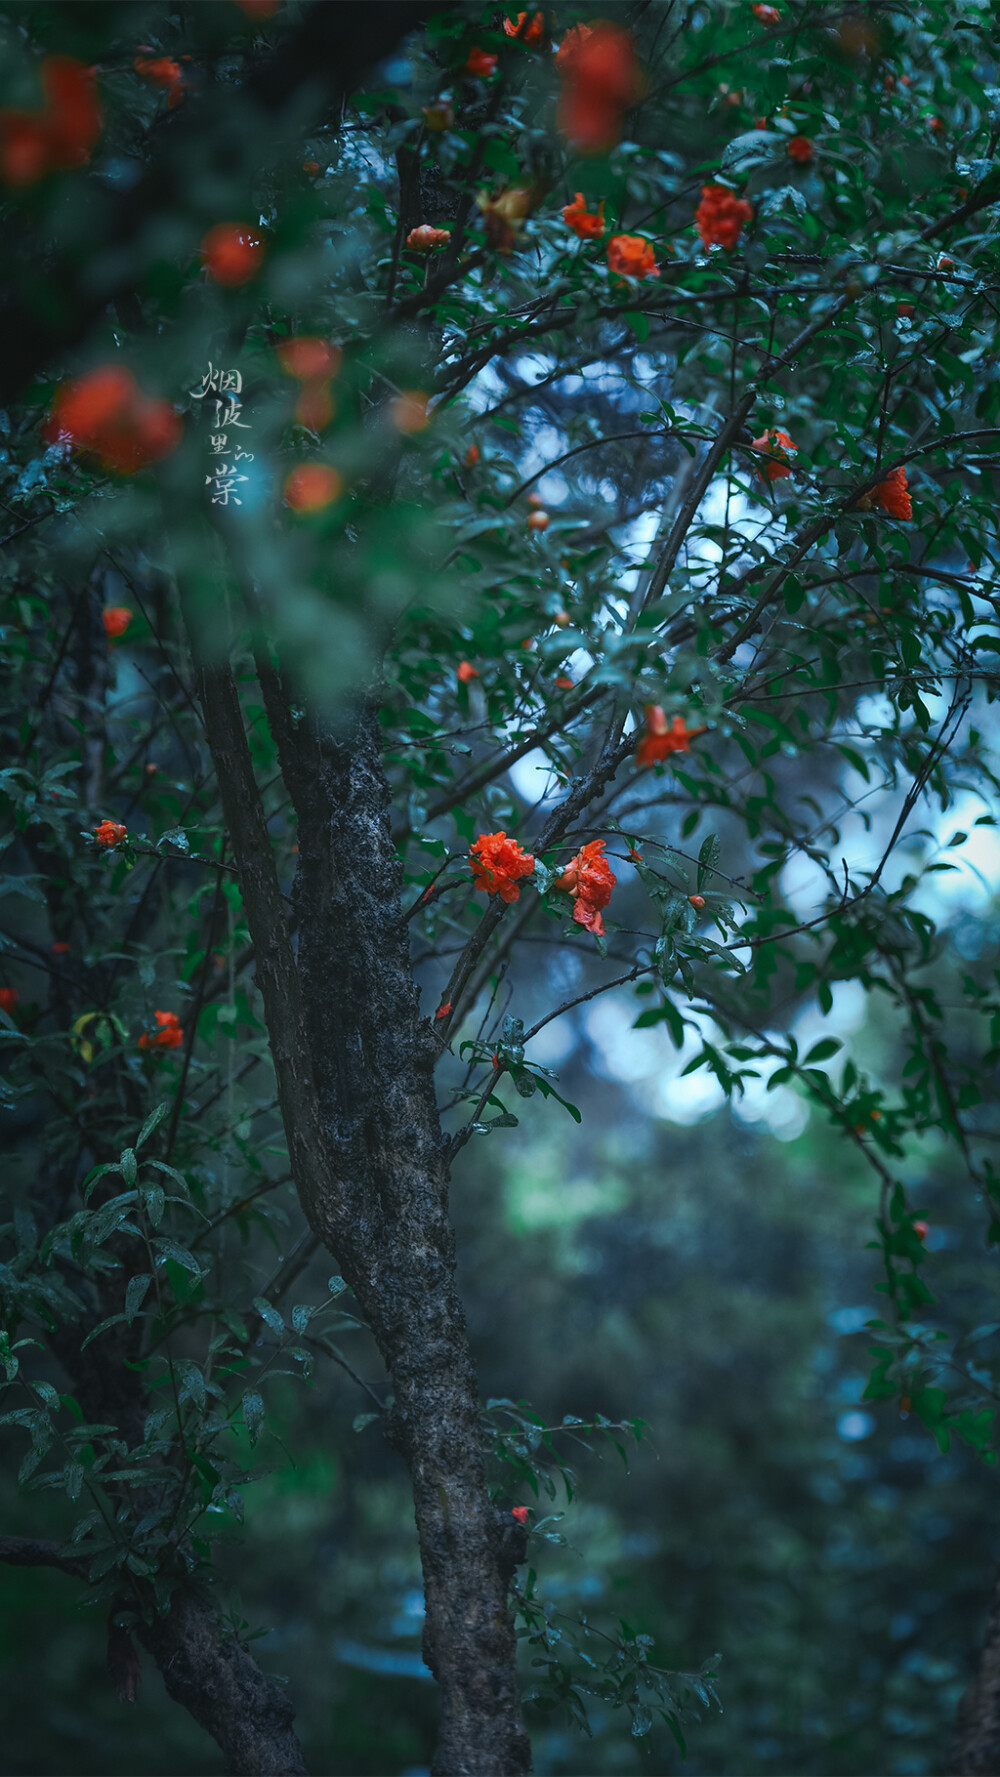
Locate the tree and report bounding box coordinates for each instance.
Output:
[1,1,1000,1772]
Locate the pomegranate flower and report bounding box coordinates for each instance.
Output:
[200,223,264,286]
[464,47,498,78]
[562,193,605,239]
[134,56,185,107]
[696,185,753,250]
[0,55,103,188]
[469,831,535,902]
[503,11,545,46]
[636,708,707,768]
[556,21,639,153]
[750,427,797,482]
[406,224,451,252]
[94,819,128,849]
[787,134,813,162]
[138,1009,184,1051]
[0,988,19,1014]
[556,839,617,937]
[103,606,133,640]
[43,367,181,475]
[607,234,658,279]
[856,464,912,521]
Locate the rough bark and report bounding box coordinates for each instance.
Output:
[138,1587,308,1777]
[192,649,531,1775]
[953,1565,1000,1774]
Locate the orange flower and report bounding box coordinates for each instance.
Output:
[200,223,264,286]
[390,391,431,434]
[511,1505,530,1523]
[636,707,707,768]
[556,839,616,937]
[562,192,605,239]
[752,2,780,20]
[43,367,181,475]
[503,11,545,45]
[787,134,812,162]
[284,464,343,512]
[897,302,915,317]
[406,224,451,252]
[302,159,320,176]
[469,831,535,902]
[0,988,19,1014]
[464,47,498,77]
[607,234,658,278]
[696,185,753,250]
[1,55,103,187]
[750,427,797,482]
[555,675,574,689]
[457,661,479,682]
[277,336,340,381]
[134,56,185,106]
[294,382,335,431]
[869,464,912,521]
[138,1009,184,1051]
[94,819,128,848]
[556,22,639,153]
[688,894,706,910]
[103,606,133,640]
[464,444,480,467]
[528,509,550,531]
[555,24,593,67]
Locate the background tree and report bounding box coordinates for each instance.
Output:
[2,2,1000,1774]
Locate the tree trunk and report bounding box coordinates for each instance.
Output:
[952,1564,1000,1774]
[193,658,531,1775]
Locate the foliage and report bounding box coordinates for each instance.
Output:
[2,0,1000,1769]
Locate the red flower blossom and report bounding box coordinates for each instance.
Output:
[1,55,103,187]
[302,160,320,176]
[914,1220,929,1242]
[897,302,915,317]
[277,337,340,382]
[200,223,264,286]
[787,134,812,162]
[562,192,605,239]
[752,3,780,21]
[555,675,574,689]
[555,24,592,67]
[138,1010,184,1051]
[0,988,19,1014]
[457,661,479,683]
[871,464,912,521]
[103,606,133,640]
[390,391,431,434]
[503,11,545,46]
[469,831,535,902]
[636,708,707,768]
[556,839,617,937]
[134,56,185,107]
[94,819,128,849]
[696,185,753,250]
[556,22,639,153]
[284,464,343,512]
[607,234,658,279]
[43,367,181,475]
[406,224,452,252]
[750,427,797,482]
[528,509,549,531]
[464,444,480,467]
[464,47,498,78]
[511,1505,530,1524]
[688,894,706,910]
[51,942,70,954]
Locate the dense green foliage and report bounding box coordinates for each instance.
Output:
[2,0,1000,1770]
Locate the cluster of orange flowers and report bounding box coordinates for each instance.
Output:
[277,334,341,431]
[556,839,617,936]
[469,832,535,902]
[139,1010,183,1052]
[0,55,103,188]
[696,185,754,250]
[43,367,181,476]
